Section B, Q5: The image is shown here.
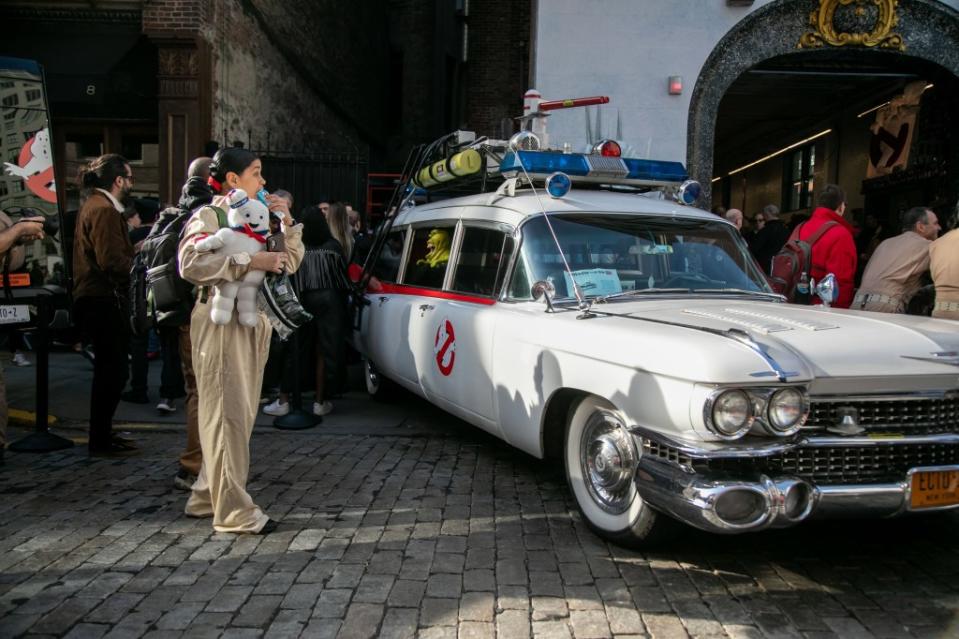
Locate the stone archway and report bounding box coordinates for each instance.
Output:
[687,0,959,198]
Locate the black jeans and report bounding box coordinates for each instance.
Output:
[74,297,128,449]
[128,330,148,396]
[280,289,348,399]
[158,326,185,399]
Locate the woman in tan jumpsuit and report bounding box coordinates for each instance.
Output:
[177,148,303,534]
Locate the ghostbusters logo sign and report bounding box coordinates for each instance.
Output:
[3,127,56,203]
[434,318,456,376]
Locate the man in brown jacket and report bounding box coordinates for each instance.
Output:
[73,154,137,455]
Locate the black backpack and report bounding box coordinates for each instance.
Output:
[128,207,195,334]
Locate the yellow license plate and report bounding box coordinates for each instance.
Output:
[910,470,959,509]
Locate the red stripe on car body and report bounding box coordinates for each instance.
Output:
[379,283,496,306]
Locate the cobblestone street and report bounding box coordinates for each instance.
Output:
[1,408,958,639]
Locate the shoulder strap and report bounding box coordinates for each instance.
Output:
[210,205,228,229]
[806,221,838,246]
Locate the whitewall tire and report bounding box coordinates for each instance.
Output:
[364,358,397,401]
[564,395,666,545]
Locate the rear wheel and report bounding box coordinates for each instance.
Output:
[564,395,669,546]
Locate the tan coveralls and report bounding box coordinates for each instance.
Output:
[177,200,303,533]
[854,231,931,313]
[930,229,959,321]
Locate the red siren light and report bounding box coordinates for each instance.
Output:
[593,139,622,157]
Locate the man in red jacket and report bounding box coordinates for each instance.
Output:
[798,184,857,308]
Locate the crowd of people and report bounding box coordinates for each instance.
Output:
[717,184,958,315]
[64,149,365,534]
[3,152,959,533]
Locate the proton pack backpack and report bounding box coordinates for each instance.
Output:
[768,221,837,304]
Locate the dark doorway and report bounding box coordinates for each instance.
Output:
[711,50,959,242]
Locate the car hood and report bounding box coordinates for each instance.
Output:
[586,297,959,384]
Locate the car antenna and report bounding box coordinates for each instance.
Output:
[509,152,595,318]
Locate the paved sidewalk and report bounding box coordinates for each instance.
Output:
[2,421,959,638]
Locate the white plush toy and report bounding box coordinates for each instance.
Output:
[194,189,270,327]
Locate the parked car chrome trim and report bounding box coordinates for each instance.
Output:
[634,455,959,534]
[632,425,959,460]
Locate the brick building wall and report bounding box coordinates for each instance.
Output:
[466,0,531,139]
[209,0,369,155]
[142,0,211,34]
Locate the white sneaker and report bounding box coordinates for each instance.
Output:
[12,353,30,367]
[313,401,333,416]
[157,399,176,414]
[263,399,290,416]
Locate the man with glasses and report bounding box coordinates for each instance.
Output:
[73,154,138,456]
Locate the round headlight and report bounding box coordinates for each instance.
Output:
[767,388,805,434]
[710,390,752,438]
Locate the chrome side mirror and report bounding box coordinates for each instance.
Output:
[531,279,556,313]
[815,273,838,307]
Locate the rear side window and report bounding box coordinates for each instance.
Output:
[372,229,405,283]
[451,227,511,297]
[404,225,455,289]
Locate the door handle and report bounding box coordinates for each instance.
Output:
[378,296,388,306]
[418,303,435,313]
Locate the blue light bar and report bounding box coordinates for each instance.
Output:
[500,151,688,185]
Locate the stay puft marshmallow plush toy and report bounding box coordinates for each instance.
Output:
[194,188,270,327]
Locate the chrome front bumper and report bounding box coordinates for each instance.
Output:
[632,428,959,534]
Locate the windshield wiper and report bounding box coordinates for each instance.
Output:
[691,288,785,300]
[595,288,691,303]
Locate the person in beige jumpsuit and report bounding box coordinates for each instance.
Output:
[177,149,303,533]
[853,207,940,313]
[930,227,959,321]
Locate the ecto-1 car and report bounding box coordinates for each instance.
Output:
[353,136,959,545]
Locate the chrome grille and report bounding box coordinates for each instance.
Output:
[805,395,959,434]
[643,440,693,467]
[698,442,959,485]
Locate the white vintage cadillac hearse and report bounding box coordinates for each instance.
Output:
[354,137,959,545]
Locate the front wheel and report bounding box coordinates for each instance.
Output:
[363,357,399,401]
[564,395,670,546]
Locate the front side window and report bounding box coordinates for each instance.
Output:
[404,225,455,289]
[451,227,512,297]
[510,214,770,301]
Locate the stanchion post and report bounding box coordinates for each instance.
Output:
[9,294,74,452]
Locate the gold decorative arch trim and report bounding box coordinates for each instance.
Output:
[799,0,904,51]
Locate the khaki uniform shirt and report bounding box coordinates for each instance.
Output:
[930,229,959,319]
[855,231,930,313]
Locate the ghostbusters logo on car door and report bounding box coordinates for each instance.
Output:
[434,318,456,376]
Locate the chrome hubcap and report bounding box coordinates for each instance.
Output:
[580,411,636,514]
[366,360,380,392]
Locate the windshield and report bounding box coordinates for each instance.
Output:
[508,213,771,300]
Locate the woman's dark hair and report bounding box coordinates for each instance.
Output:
[208,147,258,193]
[300,205,334,248]
[77,153,129,191]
